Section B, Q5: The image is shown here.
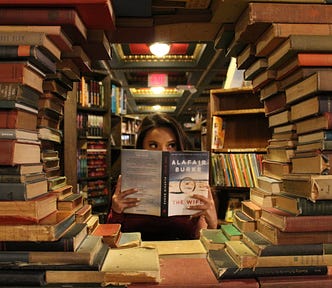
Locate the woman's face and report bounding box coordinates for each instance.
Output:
[142,127,178,151]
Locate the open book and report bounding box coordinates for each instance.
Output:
[121,149,209,217]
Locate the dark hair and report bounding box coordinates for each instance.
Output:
[136,113,193,151]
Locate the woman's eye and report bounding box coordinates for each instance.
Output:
[168,143,177,149]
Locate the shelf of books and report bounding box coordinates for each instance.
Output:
[75,74,111,221]
[208,87,271,221]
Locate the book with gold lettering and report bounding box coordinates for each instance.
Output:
[121,149,209,217]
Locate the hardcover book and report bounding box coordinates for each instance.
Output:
[207,249,327,280]
[121,149,209,217]
[0,108,38,130]
[0,192,56,223]
[296,112,332,135]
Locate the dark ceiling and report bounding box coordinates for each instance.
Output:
[106,0,241,123]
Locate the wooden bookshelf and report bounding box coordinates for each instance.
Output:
[208,86,271,220]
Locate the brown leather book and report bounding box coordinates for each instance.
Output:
[0,109,37,130]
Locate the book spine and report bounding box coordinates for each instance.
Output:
[160,151,169,217]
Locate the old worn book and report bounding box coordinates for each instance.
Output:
[244,58,268,81]
[0,31,60,61]
[227,239,332,268]
[0,223,87,252]
[261,206,332,233]
[57,193,83,212]
[0,128,39,142]
[207,249,327,280]
[39,93,64,116]
[74,203,92,223]
[252,69,276,90]
[0,193,56,223]
[234,3,332,45]
[291,95,332,122]
[62,45,92,73]
[256,23,332,57]
[0,234,104,266]
[232,210,256,233]
[101,247,161,284]
[236,43,256,70]
[298,129,332,144]
[268,35,332,69]
[268,109,291,128]
[0,210,75,241]
[257,175,282,194]
[282,174,332,200]
[0,172,45,183]
[0,25,72,52]
[221,224,242,240]
[47,175,66,191]
[285,71,332,105]
[250,187,276,208]
[0,178,48,200]
[291,151,332,175]
[92,223,121,248]
[142,240,207,258]
[50,184,73,201]
[297,140,332,152]
[0,163,43,175]
[266,146,295,163]
[276,54,332,81]
[0,108,37,130]
[242,231,325,257]
[38,127,62,143]
[121,149,209,217]
[241,200,262,220]
[0,62,44,94]
[56,58,81,82]
[262,159,292,180]
[0,7,87,44]
[199,228,228,251]
[0,140,40,165]
[257,218,332,245]
[275,193,332,216]
[0,45,56,74]
[258,275,332,288]
[296,112,332,135]
[115,232,142,249]
[82,29,111,60]
[262,92,287,116]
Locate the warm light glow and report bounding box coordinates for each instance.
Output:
[152,105,161,111]
[150,86,165,94]
[149,43,170,57]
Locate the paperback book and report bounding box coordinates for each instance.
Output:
[121,149,209,217]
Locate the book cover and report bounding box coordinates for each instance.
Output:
[199,228,228,251]
[0,128,39,141]
[121,149,209,217]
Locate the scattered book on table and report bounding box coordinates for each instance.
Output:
[121,149,209,217]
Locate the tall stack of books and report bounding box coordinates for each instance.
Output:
[207,2,332,286]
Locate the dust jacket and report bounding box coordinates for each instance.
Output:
[121,149,210,217]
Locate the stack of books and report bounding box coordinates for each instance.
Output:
[206,2,332,286]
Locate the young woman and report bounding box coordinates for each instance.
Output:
[108,112,218,240]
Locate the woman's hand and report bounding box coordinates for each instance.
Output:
[111,175,140,213]
[188,185,218,229]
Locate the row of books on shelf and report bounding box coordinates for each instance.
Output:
[77,112,105,137]
[211,152,263,188]
[77,76,105,108]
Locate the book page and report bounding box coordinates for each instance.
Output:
[167,151,209,216]
[121,149,162,216]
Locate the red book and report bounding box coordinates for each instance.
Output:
[261,207,332,232]
[0,1,115,31]
[0,62,44,94]
[0,8,87,44]
[0,109,37,130]
[92,223,121,247]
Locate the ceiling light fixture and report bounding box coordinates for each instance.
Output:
[149,43,170,57]
[150,86,165,94]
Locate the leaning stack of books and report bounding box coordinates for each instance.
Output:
[206,2,332,286]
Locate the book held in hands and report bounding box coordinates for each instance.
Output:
[121,149,209,217]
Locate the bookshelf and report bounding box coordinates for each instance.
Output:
[208,86,271,221]
[64,71,111,222]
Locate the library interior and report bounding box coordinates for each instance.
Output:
[1,0,332,287]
